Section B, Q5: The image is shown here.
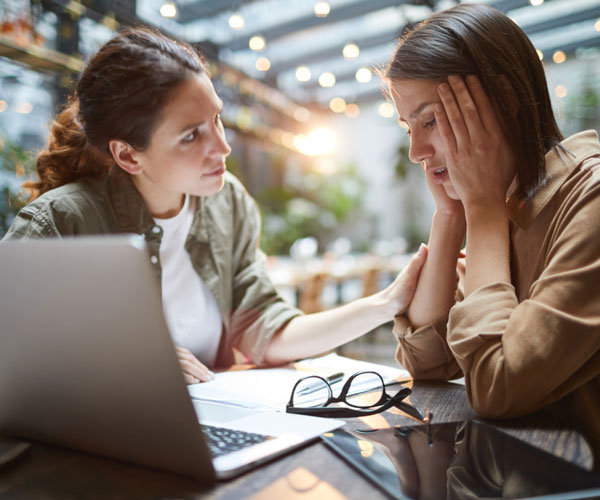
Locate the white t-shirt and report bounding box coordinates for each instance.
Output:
[153,195,222,367]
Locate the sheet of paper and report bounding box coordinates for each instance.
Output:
[187,353,411,412]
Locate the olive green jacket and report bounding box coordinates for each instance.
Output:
[3,169,302,367]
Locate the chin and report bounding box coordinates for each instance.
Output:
[444,183,460,201]
[197,176,226,197]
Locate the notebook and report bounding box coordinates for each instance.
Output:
[0,236,342,481]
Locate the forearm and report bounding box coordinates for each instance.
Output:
[464,204,510,296]
[263,290,395,365]
[407,211,465,327]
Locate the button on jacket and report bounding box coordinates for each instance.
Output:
[394,131,600,469]
[3,169,302,367]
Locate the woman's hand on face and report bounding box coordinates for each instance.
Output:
[175,346,215,384]
[434,75,515,211]
[423,165,464,218]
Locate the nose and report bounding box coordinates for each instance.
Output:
[408,131,433,165]
[211,121,232,158]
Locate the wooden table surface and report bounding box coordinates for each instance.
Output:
[0,380,593,499]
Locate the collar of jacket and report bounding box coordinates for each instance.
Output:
[506,130,600,230]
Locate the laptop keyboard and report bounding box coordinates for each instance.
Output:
[202,424,273,457]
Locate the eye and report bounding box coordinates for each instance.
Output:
[424,118,436,129]
[182,129,198,144]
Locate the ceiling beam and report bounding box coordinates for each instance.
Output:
[178,0,261,20]
[219,0,431,51]
[267,28,402,75]
[523,4,600,35]
[272,2,599,84]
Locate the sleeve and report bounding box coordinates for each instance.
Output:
[227,183,303,365]
[393,314,462,380]
[448,181,600,418]
[393,258,465,380]
[2,202,62,240]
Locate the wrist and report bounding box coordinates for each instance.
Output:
[464,202,507,226]
[370,288,402,321]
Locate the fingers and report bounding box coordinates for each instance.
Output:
[445,75,485,141]
[464,75,501,135]
[437,81,469,150]
[175,346,215,383]
[433,83,466,153]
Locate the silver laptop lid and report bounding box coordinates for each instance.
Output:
[0,236,215,481]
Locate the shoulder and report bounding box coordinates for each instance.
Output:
[4,177,110,239]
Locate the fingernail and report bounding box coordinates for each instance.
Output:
[438,83,449,94]
[418,243,426,255]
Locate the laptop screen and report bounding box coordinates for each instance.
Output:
[322,420,600,500]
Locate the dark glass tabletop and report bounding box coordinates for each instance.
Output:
[322,419,600,500]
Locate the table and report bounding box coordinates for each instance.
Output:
[0,380,593,499]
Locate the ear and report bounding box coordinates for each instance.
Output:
[108,139,143,175]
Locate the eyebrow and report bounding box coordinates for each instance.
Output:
[178,99,223,134]
[398,101,435,123]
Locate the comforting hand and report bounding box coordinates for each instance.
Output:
[175,346,215,384]
[384,244,428,315]
[434,75,515,211]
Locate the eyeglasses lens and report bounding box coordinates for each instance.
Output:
[346,372,384,408]
[294,376,330,408]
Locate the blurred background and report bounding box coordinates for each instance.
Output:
[1,0,599,364]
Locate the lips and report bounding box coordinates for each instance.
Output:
[427,166,449,185]
[204,164,226,177]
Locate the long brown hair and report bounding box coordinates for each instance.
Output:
[26,27,207,198]
[385,3,563,200]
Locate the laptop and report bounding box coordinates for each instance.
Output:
[0,236,343,481]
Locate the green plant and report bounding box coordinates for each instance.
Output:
[256,163,364,255]
[0,137,35,236]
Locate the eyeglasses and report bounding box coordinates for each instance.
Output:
[286,370,425,420]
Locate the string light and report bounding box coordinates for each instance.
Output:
[0,100,7,112]
[345,103,360,118]
[343,43,359,60]
[318,72,336,88]
[15,102,33,114]
[159,2,177,18]
[329,97,346,113]
[255,57,271,71]
[552,50,566,64]
[249,35,266,51]
[530,0,544,5]
[314,2,330,18]
[555,85,567,98]
[296,66,311,82]
[229,13,245,29]
[595,19,600,32]
[355,67,372,83]
[294,107,311,122]
[378,102,395,118]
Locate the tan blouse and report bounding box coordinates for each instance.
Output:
[394,131,600,468]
